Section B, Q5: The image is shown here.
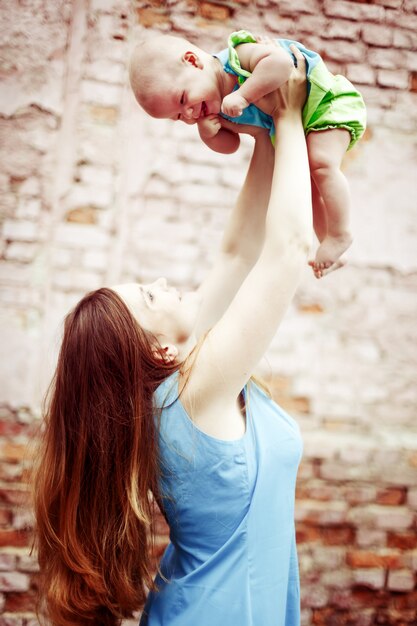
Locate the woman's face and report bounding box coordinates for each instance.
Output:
[112,279,200,346]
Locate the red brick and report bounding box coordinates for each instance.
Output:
[0,529,31,548]
[321,526,355,546]
[0,509,12,526]
[4,588,37,613]
[376,488,406,506]
[136,8,170,27]
[346,549,402,569]
[0,490,29,506]
[387,532,417,550]
[0,442,27,463]
[391,590,417,611]
[198,2,231,21]
[296,523,321,543]
[0,421,26,437]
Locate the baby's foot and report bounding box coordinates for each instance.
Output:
[310,257,346,279]
[309,233,352,279]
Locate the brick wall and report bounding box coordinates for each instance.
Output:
[0,1,416,624]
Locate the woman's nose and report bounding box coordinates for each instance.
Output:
[155,277,167,289]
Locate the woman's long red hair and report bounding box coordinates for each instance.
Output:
[31,288,176,625]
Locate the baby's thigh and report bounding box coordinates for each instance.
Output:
[307,128,351,170]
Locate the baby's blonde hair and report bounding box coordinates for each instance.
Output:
[129,35,198,113]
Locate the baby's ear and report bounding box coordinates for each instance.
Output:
[183,51,203,69]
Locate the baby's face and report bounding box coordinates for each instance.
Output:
[147,52,223,123]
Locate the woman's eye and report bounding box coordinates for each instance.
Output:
[147,290,154,302]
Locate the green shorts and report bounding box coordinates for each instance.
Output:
[303,64,367,151]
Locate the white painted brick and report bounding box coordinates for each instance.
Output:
[346,63,376,85]
[385,7,417,30]
[55,224,110,249]
[278,0,320,15]
[324,0,385,21]
[325,40,367,63]
[0,554,16,571]
[0,261,32,286]
[78,125,118,166]
[352,568,385,589]
[388,569,415,591]
[394,28,417,52]
[301,584,329,608]
[85,60,125,84]
[0,571,30,591]
[16,197,41,220]
[322,19,361,41]
[376,507,414,531]
[362,24,394,47]
[356,529,387,548]
[77,164,114,187]
[2,220,38,242]
[377,69,410,89]
[81,80,123,107]
[91,0,124,11]
[374,0,403,7]
[19,177,40,196]
[368,47,405,69]
[83,249,108,271]
[53,269,102,292]
[4,243,38,263]
[321,569,353,588]
[66,183,113,210]
[51,247,73,268]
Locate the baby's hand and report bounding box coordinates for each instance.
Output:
[197,114,222,140]
[221,91,250,117]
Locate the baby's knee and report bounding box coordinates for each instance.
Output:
[308,148,334,175]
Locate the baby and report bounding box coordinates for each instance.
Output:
[129,30,367,278]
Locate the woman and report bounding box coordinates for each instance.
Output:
[32,47,311,626]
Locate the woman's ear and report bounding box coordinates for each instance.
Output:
[153,343,179,363]
[183,50,203,69]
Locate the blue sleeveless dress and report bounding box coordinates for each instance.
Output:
[139,372,303,626]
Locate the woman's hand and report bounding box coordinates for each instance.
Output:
[256,45,307,122]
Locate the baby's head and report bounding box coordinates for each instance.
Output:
[129,35,223,123]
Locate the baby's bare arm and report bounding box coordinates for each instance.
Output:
[197,115,240,154]
[222,43,293,117]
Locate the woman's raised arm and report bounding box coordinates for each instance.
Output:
[183,47,312,413]
[195,126,274,338]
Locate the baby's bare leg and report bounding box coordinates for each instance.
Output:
[311,177,327,243]
[307,129,352,275]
